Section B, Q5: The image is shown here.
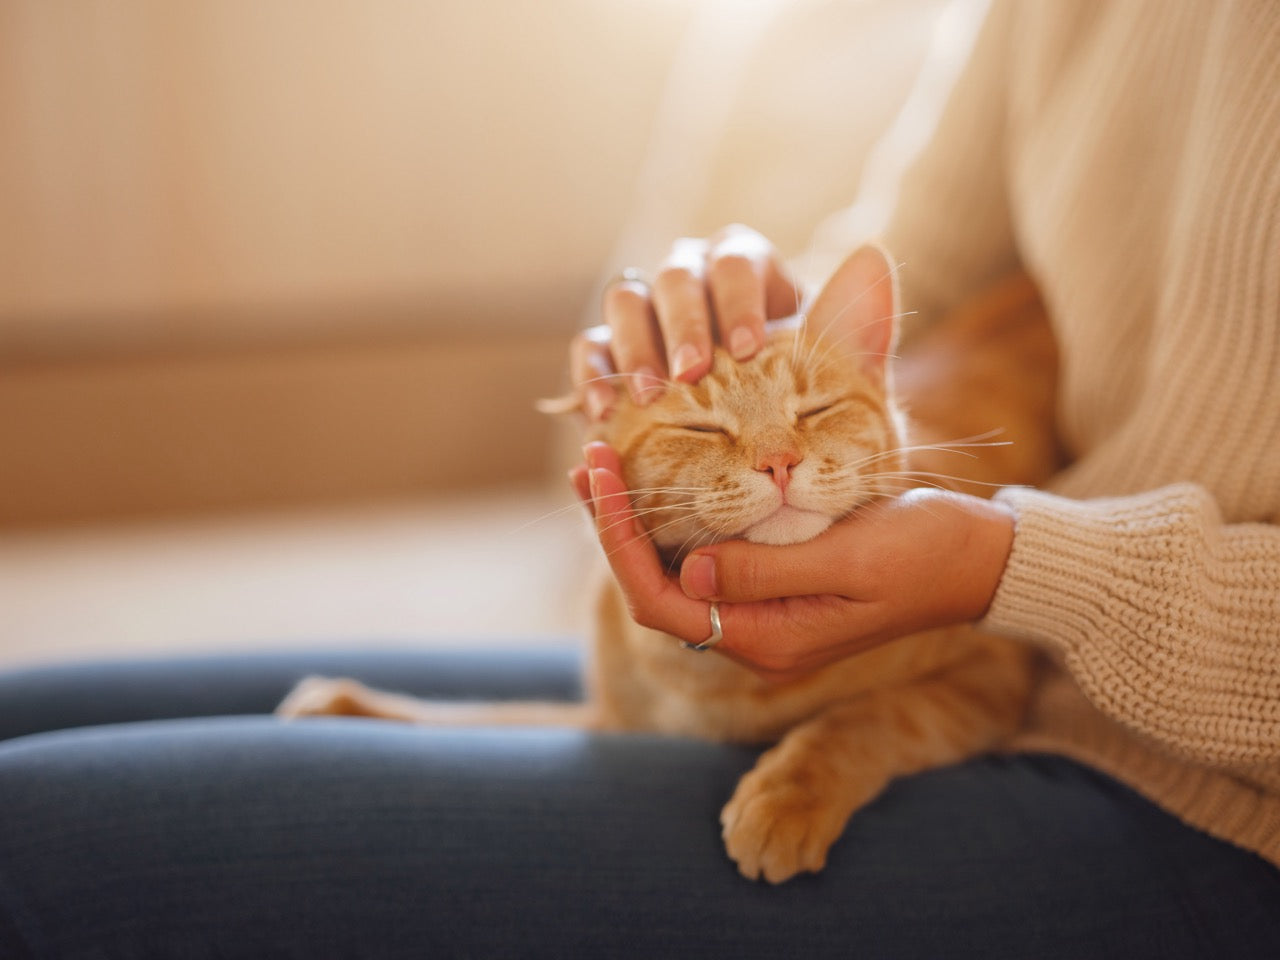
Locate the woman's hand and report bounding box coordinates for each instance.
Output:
[572,224,802,421]
[570,443,1016,682]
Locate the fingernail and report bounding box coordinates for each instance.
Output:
[587,467,602,501]
[630,367,664,405]
[585,384,613,421]
[670,343,704,382]
[729,326,759,360]
[681,553,717,600]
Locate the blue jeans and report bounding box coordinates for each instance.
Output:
[1,650,1277,959]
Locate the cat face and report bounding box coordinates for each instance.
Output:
[600,322,905,562]
[592,245,906,563]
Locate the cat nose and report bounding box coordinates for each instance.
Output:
[756,451,802,492]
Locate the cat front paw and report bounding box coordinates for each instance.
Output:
[275,676,381,719]
[720,768,849,885]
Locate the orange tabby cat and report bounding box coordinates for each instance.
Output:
[278,245,1058,884]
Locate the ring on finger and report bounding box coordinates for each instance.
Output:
[681,602,723,652]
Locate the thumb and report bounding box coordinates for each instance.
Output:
[679,536,854,603]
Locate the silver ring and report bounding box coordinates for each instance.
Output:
[681,602,723,652]
[606,267,651,291]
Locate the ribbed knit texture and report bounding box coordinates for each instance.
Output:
[883,0,1280,866]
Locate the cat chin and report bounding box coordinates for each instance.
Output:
[742,507,834,546]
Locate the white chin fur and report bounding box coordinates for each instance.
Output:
[743,507,834,546]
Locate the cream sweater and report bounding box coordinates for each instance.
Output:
[883,0,1280,866]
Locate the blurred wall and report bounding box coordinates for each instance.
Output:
[0,0,699,345]
[0,0,948,528]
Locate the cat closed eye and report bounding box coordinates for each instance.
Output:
[799,403,836,420]
[681,424,728,435]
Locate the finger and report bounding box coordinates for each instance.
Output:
[602,277,666,404]
[763,258,805,321]
[583,439,624,476]
[678,537,857,603]
[652,237,714,383]
[569,326,618,422]
[585,450,715,645]
[705,226,774,360]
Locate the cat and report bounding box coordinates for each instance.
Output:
[277,244,1059,884]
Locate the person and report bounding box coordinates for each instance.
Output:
[2,2,1278,956]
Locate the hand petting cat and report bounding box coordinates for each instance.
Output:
[571,442,1014,683]
[573,223,798,420]
[570,225,1017,682]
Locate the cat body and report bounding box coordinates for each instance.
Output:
[278,247,1055,883]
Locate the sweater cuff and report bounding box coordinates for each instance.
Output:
[981,483,1216,653]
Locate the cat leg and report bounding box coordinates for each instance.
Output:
[275,676,599,728]
[720,644,1030,884]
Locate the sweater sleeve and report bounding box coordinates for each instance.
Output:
[984,483,1280,769]
[881,0,1022,338]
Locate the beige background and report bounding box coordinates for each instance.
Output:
[0,0,975,664]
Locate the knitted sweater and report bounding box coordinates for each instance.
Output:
[882,0,1280,866]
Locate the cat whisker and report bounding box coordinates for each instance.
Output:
[512,497,610,533]
[627,487,717,499]
[668,527,721,569]
[893,470,1011,489]
[599,512,706,561]
[633,487,743,508]
[859,474,956,495]
[515,486,715,536]
[632,514,697,538]
[859,469,1015,494]
[843,432,1010,474]
[901,429,1011,452]
[592,488,745,543]
[610,502,703,524]
[842,446,919,472]
[593,498,727,543]
[624,502,700,517]
[847,483,958,524]
[626,496,706,512]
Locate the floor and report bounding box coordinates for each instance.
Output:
[0,485,593,669]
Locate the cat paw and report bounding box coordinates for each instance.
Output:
[720,770,847,884]
[275,676,379,719]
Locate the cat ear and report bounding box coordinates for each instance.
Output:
[803,243,899,384]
